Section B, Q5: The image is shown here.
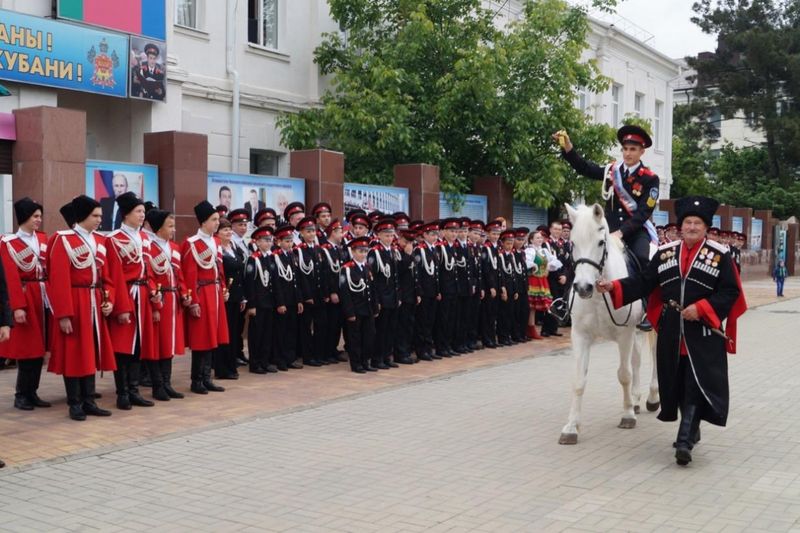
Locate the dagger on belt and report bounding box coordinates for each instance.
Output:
[668,299,731,342]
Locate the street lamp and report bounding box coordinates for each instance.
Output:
[0,84,10,97]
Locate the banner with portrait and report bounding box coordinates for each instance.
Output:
[208,172,305,222]
[129,36,166,101]
[85,160,159,232]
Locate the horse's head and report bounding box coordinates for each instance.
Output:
[565,203,609,299]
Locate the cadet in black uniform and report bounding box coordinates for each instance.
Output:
[244,226,277,374]
[320,219,346,364]
[339,237,379,374]
[435,218,461,357]
[395,229,419,363]
[215,217,246,380]
[480,220,503,348]
[513,228,531,343]
[272,225,304,370]
[368,218,402,368]
[295,216,329,367]
[414,222,440,361]
[454,218,474,354]
[496,230,517,345]
[467,220,485,350]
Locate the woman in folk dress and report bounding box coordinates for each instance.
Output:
[525,230,561,338]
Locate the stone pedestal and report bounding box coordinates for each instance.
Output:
[144,131,208,241]
[472,176,514,224]
[12,106,86,232]
[393,164,440,221]
[290,149,344,218]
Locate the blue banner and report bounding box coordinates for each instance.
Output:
[731,216,743,233]
[344,183,409,214]
[651,209,669,227]
[750,219,762,250]
[0,9,129,98]
[712,215,721,229]
[209,172,306,220]
[440,193,488,221]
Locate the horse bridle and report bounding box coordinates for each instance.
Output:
[550,229,633,327]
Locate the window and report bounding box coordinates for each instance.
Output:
[654,100,664,150]
[176,0,197,29]
[250,149,282,176]
[611,84,622,126]
[576,87,589,113]
[634,92,644,117]
[248,0,279,50]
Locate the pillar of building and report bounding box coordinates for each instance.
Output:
[657,199,676,223]
[716,204,733,230]
[393,164,440,221]
[144,131,209,241]
[290,149,345,218]
[11,106,86,232]
[472,176,514,224]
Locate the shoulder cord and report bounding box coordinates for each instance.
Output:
[274,253,294,281]
[346,266,366,292]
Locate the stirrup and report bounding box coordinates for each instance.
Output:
[548,298,570,323]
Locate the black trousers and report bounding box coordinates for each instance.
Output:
[415,296,437,356]
[326,302,343,359]
[274,307,298,366]
[191,350,214,384]
[514,291,529,340]
[625,230,651,272]
[247,307,274,371]
[297,301,314,363]
[346,315,375,371]
[435,294,457,352]
[374,305,399,366]
[15,357,44,401]
[497,296,515,341]
[480,294,498,344]
[453,294,470,350]
[468,292,482,345]
[395,301,415,358]
[310,301,328,362]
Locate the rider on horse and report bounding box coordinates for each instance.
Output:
[553,125,659,331]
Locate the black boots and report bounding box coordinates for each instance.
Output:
[675,404,700,466]
[160,358,184,399]
[65,377,86,421]
[14,358,49,410]
[191,351,224,393]
[115,354,154,408]
[127,357,154,407]
[146,360,170,402]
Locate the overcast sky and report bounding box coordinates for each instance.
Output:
[610,0,718,59]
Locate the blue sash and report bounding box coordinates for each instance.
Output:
[610,162,658,244]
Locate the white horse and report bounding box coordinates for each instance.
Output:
[558,203,660,445]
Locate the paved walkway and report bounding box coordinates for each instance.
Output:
[0,279,798,532]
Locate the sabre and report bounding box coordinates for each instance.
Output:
[668,300,730,342]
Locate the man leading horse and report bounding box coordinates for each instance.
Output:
[553,125,659,331]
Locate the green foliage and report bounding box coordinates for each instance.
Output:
[278,0,618,208]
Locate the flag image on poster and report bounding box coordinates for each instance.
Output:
[58,0,166,41]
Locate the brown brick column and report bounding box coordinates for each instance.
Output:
[290,149,344,218]
[472,176,514,224]
[716,204,733,230]
[787,223,798,276]
[754,209,773,251]
[393,164,440,221]
[657,199,676,223]
[144,131,208,242]
[12,106,86,232]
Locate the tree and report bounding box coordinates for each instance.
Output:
[691,0,800,191]
[670,103,715,198]
[278,0,618,209]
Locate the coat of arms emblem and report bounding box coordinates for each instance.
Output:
[87,38,120,88]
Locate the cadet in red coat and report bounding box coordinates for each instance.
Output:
[0,198,51,411]
[182,201,229,394]
[47,196,118,421]
[146,209,189,400]
[107,192,160,409]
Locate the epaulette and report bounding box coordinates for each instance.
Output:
[483,241,493,248]
[2,234,18,243]
[187,235,201,243]
[57,230,75,236]
[415,242,428,249]
[705,239,729,253]
[271,249,282,256]
[250,251,261,259]
[343,261,355,269]
[321,242,332,249]
[639,167,656,177]
[370,244,381,252]
[658,240,680,251]
[297,242,308,249]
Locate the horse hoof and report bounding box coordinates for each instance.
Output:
[618,417,636,429]
[559,433,578,445]
[634,405,640,415]
[646,401,660,412]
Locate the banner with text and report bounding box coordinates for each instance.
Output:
[0,9,129,98]
[208,172,305,221]
[344,183,409,215]
[440,194,488,222]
